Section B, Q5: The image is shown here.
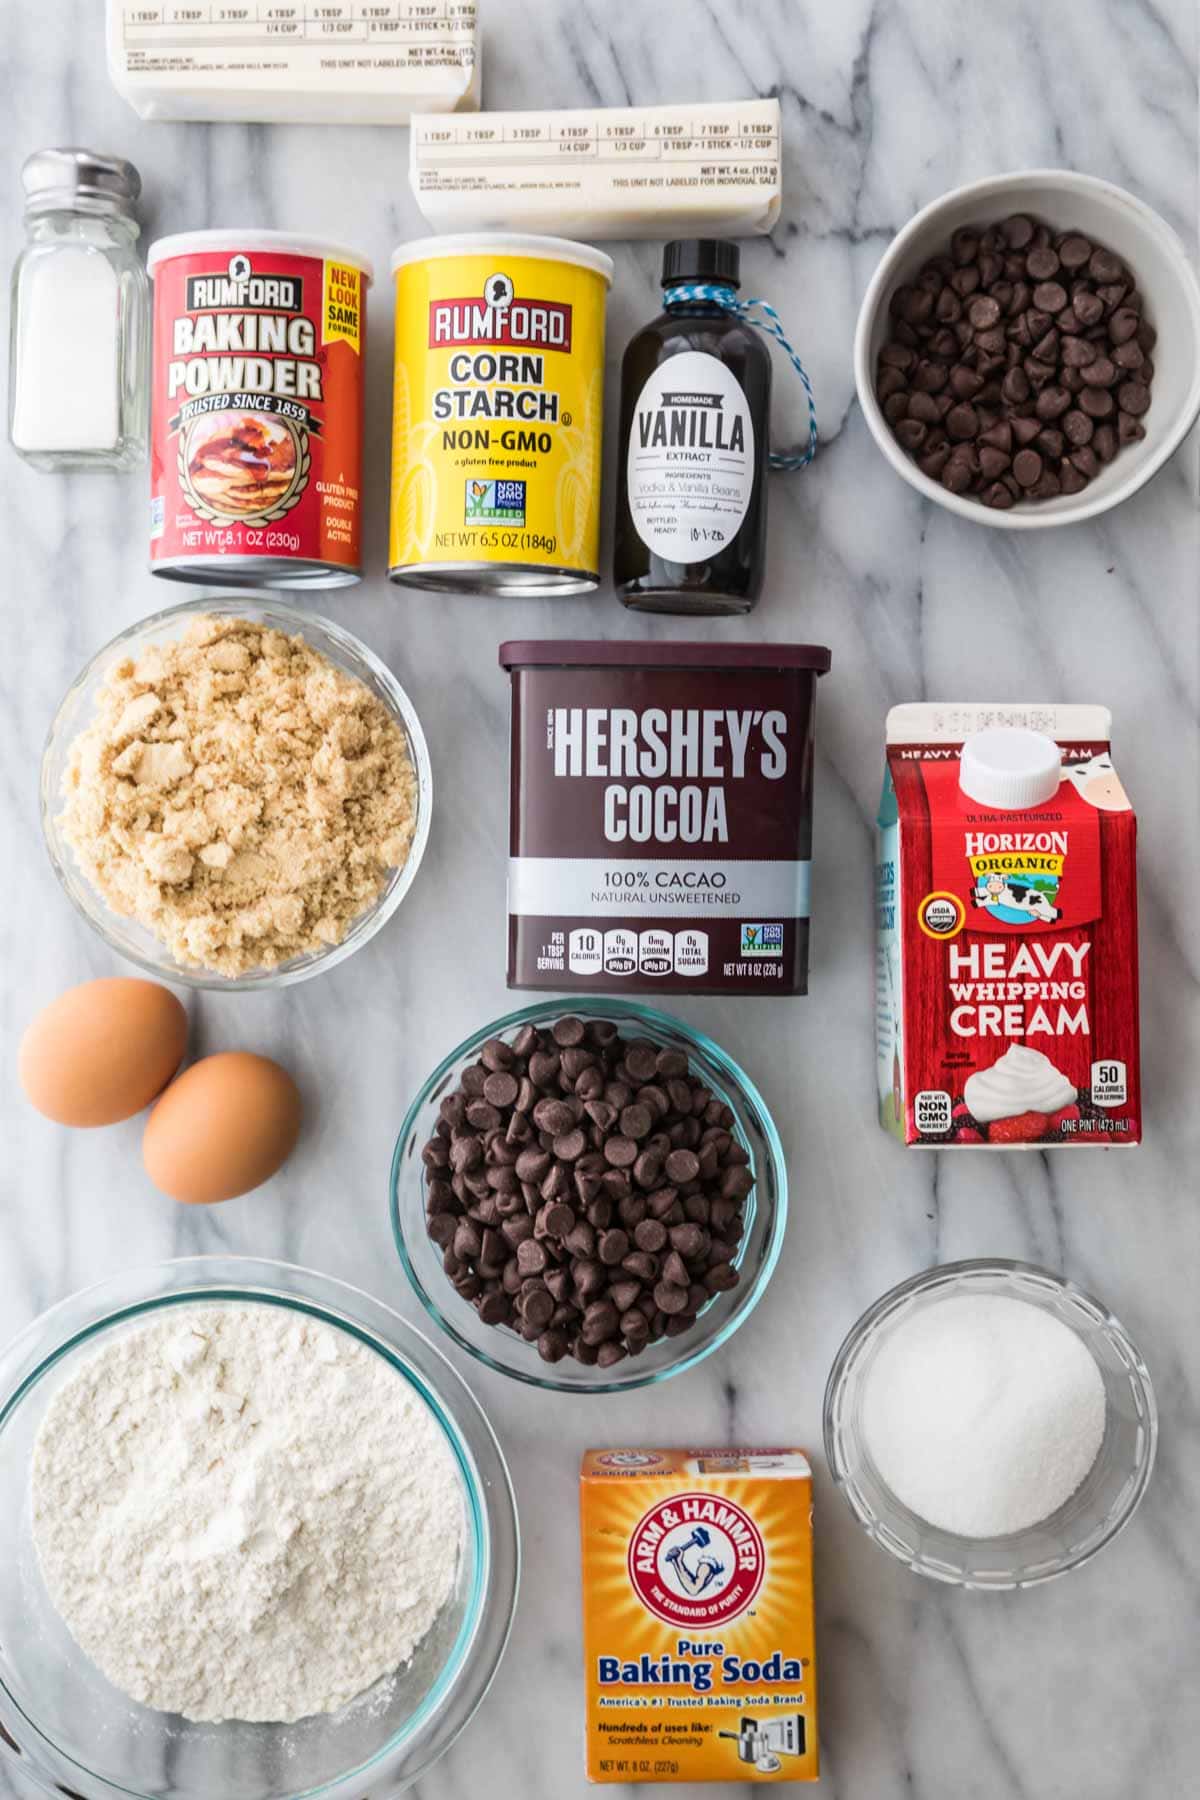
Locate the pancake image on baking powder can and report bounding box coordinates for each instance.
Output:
[147,231,371,588]
[388,233,613,595]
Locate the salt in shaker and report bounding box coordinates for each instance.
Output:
[9,148,149,471]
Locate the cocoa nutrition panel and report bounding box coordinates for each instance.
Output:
[500,641,831,996]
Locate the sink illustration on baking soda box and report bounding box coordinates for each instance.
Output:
[876,704,1141,1148]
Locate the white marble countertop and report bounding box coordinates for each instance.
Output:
[2,2,1198,1796]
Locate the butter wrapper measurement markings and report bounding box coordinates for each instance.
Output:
[107,0,480,125]
[500,642,832,997]
[410,98,782,239]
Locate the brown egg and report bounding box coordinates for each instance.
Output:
[19,979,188,1127]
[143,1051,302,1204]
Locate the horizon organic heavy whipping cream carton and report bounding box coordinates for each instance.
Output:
[877,705,1141,1148]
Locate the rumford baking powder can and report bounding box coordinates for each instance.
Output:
[147,230,371,587]
[388,233,613,594]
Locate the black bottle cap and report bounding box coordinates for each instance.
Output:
[661,239,740,289]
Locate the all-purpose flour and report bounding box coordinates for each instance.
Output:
[31,1305,464,1723]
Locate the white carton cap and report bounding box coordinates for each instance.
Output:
[959,727,1063,810]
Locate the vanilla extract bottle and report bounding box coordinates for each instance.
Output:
[615,239,770,615]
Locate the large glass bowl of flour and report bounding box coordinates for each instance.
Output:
[0,1257,519,1799]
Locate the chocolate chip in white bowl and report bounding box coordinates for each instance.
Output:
[875,211,1152,507]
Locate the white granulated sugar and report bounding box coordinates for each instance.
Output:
[860,1293,1106,1538]
[31,1305,464,1723]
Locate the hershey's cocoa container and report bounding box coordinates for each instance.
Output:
[500,641,831,996]
[147,230,371,587]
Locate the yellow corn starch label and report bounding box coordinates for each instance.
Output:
[579,1449,819,1784]
[389,249,608,579]
[322,260,362,352]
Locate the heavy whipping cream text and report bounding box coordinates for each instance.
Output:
[551,706,787,845]
[877,705,1141,1148]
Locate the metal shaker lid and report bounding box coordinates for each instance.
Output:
[21,148,142,219]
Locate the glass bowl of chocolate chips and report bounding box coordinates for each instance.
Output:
[390,1001,787,1392]
[855,168,1200,526]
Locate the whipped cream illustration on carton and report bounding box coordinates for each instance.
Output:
[877,706,1141,1148]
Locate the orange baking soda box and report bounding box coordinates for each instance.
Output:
[579,1449,818,1784]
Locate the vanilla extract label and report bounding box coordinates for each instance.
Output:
[627,351,754,564]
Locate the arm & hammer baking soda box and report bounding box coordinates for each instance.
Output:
[877,704,1141,1147]
[579,1448,818,1783]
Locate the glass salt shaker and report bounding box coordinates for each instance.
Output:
[9,148,149,471]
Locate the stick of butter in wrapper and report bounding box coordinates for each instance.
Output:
[107,0,480,125]
[410,99,782,239]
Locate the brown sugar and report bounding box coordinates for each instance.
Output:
[60,615,418,976]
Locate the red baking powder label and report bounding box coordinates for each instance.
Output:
[149,246,366,575]
[877,714,1141,1149]
[627,1491,766,1627]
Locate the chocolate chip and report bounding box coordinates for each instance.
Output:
[623,1041,659,1082]
[1035,386,1071,421]
[875,210,1152,506]
[1057,235,1092,271]
[967,294,1001,330]
[1079,386,1114,419]
[1025,246,1060,281]
[1063,409,1094,447]
[654,1280,690,1316]
[1013,448,1043,488]
[1094,423,1118,462]
[516,1238,547,1276]
[945,403,978,441]
[598,1228,630,1266]
[482,1070,519,1108]
[634,1218,667,1253]
[1117,380,1151,417]
[1088,247,1124,283]
[423,1018,752,1371]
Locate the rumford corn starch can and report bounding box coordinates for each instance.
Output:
[388,233,613,594]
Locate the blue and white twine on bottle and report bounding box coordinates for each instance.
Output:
[662,281,819,472]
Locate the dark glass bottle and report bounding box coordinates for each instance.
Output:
[614,239,770,615]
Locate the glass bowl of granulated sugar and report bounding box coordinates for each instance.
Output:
[41,595,432,989]
[0,1256,519,1799]
[823,1258,1157,1589]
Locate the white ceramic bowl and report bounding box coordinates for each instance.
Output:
[854,169,1200,528]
